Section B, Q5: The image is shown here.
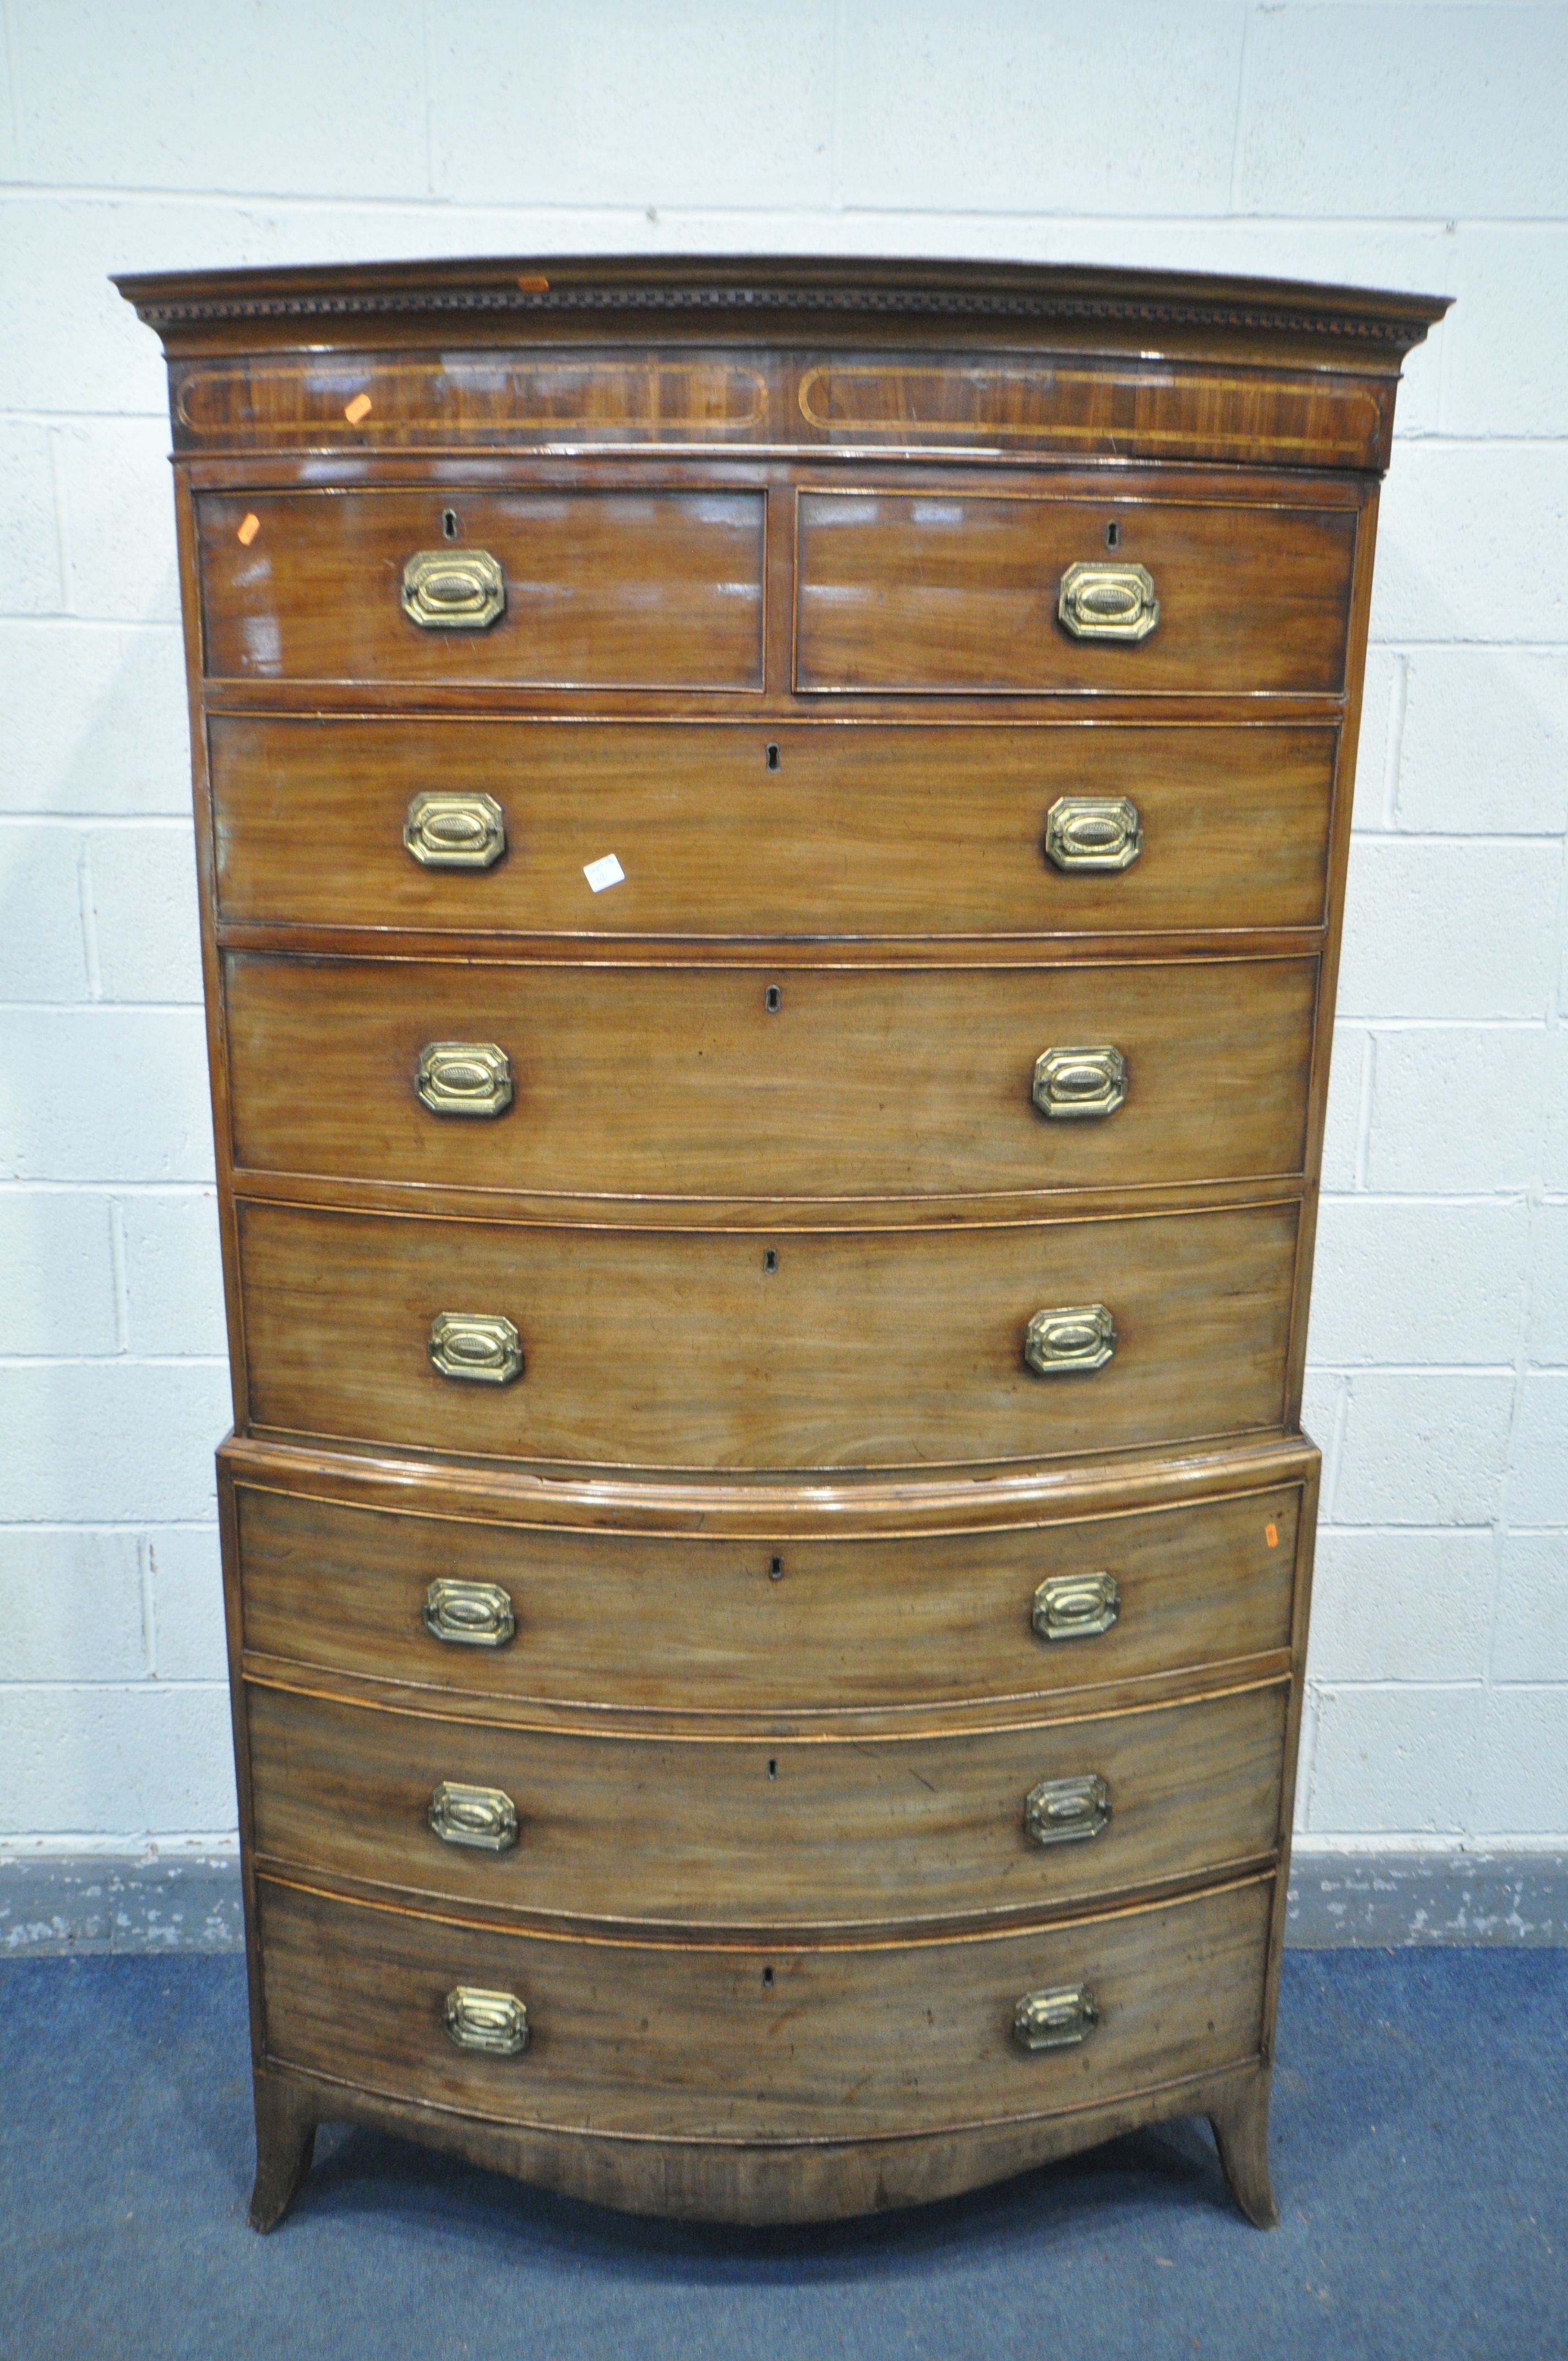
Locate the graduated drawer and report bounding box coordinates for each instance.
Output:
[257,1870,1272,2141]
[232,1476,1304,1712]
[224,953,1317,1201]
[235,1198,1299,1471]
[208,718,1338,939]
[195,488,765,688]
[245,1679,1286,1931]
[795,489,1357,695]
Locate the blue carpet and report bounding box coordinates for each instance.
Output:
[0,1949,1562,2360]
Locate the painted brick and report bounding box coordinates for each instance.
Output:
[4,1009,213,1180]
[0,1531,146,1681]
[1299,1367,1344,1498]
[1352,647,1399,829]
[431,3,835,209]
[1338,840,1560,1022]
[1335,1373,1514,1526]
[1473,1688,1568,1837]
[84,825,202,1003]
[1445,227,1568,438]
[147,1527,226,1683]
[1491,1535,1568,1683]
[1395,648,1568,836]
[0,621,189,815]
[1363,1027,1546,1195]
[1506,1376,1568,1528]
[1306,1684,1480,1836]
[0,824,91,999]
[1526,1203,1568,1367]
[1369,446,1568,648]
[0,1683,235,1836]
[1309,1200,1527,1369]
[8,1,429,199]
[0,1192,117,1354]
[838,2,1241,216]
[119,1192,227,1358]
[1543,1032,1568,1194]
[1238,6,1568,219]
[1319,1027,1368,1194]
[57,420,181,624]
[1306,1530,1493,1685]
[0,422,64,615]
[0,1362,230,1524]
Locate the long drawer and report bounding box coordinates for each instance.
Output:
[224,953,1317,1201]
[246,1678,1286,1930]
[235,1198,1300,1470]
[257,1871,1272,2140]
[208,719,1340,939]
[795,489,1357,694]
[231,1474,1304,1712]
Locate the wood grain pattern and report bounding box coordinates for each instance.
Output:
[795,491,1357,695]
[235,1196,1300,1471]
[256,1869,1272,2142]
[223,951,1317,1203]
[197,488,766,687]
[207,717,1340,942]
[231,1473,1303,1715]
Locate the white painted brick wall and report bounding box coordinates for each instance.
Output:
[0,0,1564,1865]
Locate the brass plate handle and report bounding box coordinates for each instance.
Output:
[404,790,507,870]
[1025,1772,1111,1847]
[442,1985,529,2057]
[424,1578,516,1649]
[1025,1304,1116,1376]
[1013,1984,1099,2054]
[402,548,506,630]
[428,1311,524,1385]
[1032,1045,1128,1120]
[428,1780,519,1852]
[1033,1570,1120,1644]
[416,1041,514,1119]
[1043,795,1142,874]
[1058,561,1158,642]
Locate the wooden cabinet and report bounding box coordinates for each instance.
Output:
[118,253,1446,2234]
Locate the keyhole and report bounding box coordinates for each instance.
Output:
[442,508,460,541]
[768,1555,784,1581]
[767,1759,778,1780]
[763,1248,778,1275]
[765,742,781,771]
[765,984,782,1013]
[1105,519,1120,549]
[763,1966,775,1988]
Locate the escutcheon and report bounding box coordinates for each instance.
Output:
[416,1041,514,1119]
[1012,1984,1100,2054]
[1032,1570,1121,1644]
[1024,1304,1116,1375]
[401,548,506,630]
[1032,1045,1128,1120]
[423,1579,516,1649]
[428,1780,519,1852]
[1058,561,1158,642]
[427,1311,524,1385]
[403,790,507,870]
[1043,796,1142,873]
[1025,1772,1112,1847]
[442,1986,529,2058]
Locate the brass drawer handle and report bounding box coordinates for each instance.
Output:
[404,790,507,870]
[428,1311,524,1384]
[1058,561,1158,642]
[1013,1983,1099,2054]
[1025,1772,1111,1847]
[1025,1304,1115,1375]
[1032,1571,1120,1644]
[402,548,506,630]
[1032,1045,1127,1120]
[1043,796,1142,874]
[424,1578,516,1649]
[443,1985,529,2057]
[428,1780,519,1852]
[416,1041,514,1119]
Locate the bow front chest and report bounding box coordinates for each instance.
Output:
[117,255,1446,2231]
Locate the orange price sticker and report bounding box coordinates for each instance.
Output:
[344,392,373,424]
[516,273,550,292]
[1264,1522,1278,1549]
[236,513,260,546]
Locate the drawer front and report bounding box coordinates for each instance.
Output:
[197,489,765,688]
[257,1871,1271,2139]
[224,954,1317,1200]
[246,1680,1286,1930]
[236,1198,1298,1470]
[208,719,1338,939]
[233,1477,1303,1711]
[796,492,1357,695]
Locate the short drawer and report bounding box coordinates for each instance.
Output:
[224,953,1317,1201]
[196,488,765,688]
[232,1473,1304,1711]
[208,718,1338,939]
[257,1871,1272,2141]
[235,1197,1299,1471]
[246,1679,1286,1931]
[796,490,1357,695]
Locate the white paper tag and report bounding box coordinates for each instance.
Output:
[582,852,625,893]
